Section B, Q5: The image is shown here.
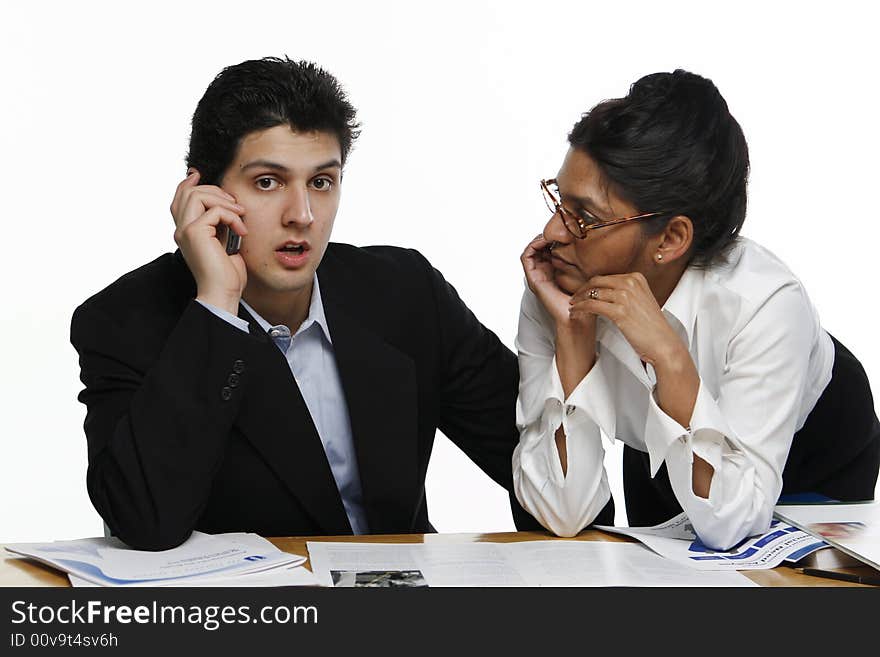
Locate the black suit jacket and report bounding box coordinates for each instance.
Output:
[71,243,542,549]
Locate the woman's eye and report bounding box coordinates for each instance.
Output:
[312,177,333,191]
[579,210,600,225]
[256,177,279,190]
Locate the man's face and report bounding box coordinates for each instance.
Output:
[220,125,342,312]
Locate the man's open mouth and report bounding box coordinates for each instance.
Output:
[277,242,309,254]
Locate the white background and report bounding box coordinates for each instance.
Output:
[2,1,878,543]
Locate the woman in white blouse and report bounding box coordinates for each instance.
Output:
[513,70,880,550]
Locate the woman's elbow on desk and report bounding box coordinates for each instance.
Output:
[514,494,588,537]
[529,496,609,538]
[513,471,610,538]
[688,506,773,552]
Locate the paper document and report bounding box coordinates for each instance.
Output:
[68,563,320,588]
[5,532,309,587]
[306,540,756,587]
[595,513,828,570]
[774,502,880,570]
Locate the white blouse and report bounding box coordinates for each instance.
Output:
[512,238,834,550]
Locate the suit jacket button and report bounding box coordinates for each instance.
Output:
[232,360,245,374]
[221,386,233,401]
[227,373,240,388]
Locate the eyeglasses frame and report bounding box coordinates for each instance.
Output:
[540,178,671,239]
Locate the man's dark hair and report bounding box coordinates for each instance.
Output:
[568,69,749,267]
[186,56,361,185]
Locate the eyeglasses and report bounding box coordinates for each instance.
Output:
[540,178,670,239]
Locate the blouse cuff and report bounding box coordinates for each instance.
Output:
[643,379,729,478]
[688,382,732,476]
[549,354,617,439]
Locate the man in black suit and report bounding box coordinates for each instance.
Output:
[70,56,547,550]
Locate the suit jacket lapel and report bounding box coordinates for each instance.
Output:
[318,268,421,534]
[233,304,353,535]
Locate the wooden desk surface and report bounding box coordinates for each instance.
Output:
[2,529,874,587]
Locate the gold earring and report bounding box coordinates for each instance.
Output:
[656,253,663,261]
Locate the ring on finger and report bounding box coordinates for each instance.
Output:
[589,288,599,300]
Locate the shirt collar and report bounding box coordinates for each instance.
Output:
[658,265,704,348]
[595,265,704,356]
[240,273,333,345]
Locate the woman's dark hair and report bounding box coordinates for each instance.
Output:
[568,69,749,267]
[186,56,361,185]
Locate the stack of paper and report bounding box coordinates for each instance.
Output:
[306,540,758,586]
[5,531,319,587]
[774,501,880,570]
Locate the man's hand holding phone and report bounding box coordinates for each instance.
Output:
[171,170,248,315]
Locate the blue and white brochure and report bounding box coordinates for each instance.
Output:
[596,513,828,570]
[5,531,306,586]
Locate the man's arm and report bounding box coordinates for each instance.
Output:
[72,171,254,550]
[72,298,264,550]
[415,253,563,531]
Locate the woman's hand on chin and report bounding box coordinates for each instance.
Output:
[521,235,576,327]
[568,272,683,367]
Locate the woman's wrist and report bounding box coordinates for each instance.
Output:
[652,339,700,429]
[650,337,692,378]
[555,320,597,362]
[555,320,597,398]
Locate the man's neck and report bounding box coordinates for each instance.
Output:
[242,282,313,334]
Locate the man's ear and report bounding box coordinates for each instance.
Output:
[655,215,693,264]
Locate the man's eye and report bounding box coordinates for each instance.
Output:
[256,177,279,190]
[311,177,333,191]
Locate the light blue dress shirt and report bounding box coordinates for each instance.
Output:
[197,275,370,534]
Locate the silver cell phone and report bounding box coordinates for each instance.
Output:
[225,230,242,255]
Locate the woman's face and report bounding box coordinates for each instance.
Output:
[543,148,656,295]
